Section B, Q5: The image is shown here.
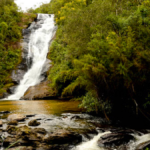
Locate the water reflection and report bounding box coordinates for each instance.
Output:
[0,100,81,116]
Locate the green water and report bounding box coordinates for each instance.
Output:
[0,100,81,116]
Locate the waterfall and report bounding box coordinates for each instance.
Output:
[6,14,55,100]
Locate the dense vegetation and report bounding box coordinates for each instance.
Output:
[0,0,23,96]
[0,0,36,97]
[31,0,150,123]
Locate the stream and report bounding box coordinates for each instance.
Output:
[0,100,150,150]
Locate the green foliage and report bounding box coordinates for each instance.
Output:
[34,0,150,119]
[79,92,99,112]
[79,92,111,114]
[0,0,23,94]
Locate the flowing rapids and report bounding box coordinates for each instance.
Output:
[72,131,150,150]
[72,132,111,150]
[6,14,55,100]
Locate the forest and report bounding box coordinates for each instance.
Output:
[30,0,150,123]
[1,0,150,124]
[0,0,22,96]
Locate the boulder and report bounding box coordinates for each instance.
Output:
[5,125,42,148]
[98,132,134,148]
[8,120,18,125]
[17,125,31,136]
[8,114,26,122]
[32,128,47,135]
[43,130,82,145]
[0,111,10,114]
[28,119,40,126]
[21,81,55,100]
[0,120,3,127]
[6,126,18,135]
[3,136,18,147]
[7,125,32,135]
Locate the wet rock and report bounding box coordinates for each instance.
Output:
[17,125,31,136]
[136,140,150,150]
[8,114,26,122]
[98,132,134,148]
[71,115,81,120]
[21,81,55,100]
[110,128,137,134]
[45,119,53,121]
[8,86,17,94]
[28,119,40,126]
[5,125,43,148]
[96,127,105,133]
[32,128,47,135]
[11,70,26,84]
[110,128,143,136]
[41,59,51,79]
[0,120,3,127]
[8,120,18,125]
[7,125,32,136]
[3,136,18,147]
[3,92,9,98]
[0,111,10,114]
[21,42,29,53]
[6,126,18,135]
[26,114,36,118]
[43,130,82,145]
[23,29,31,35]
[27,132,41,141]
[36,118,42,121]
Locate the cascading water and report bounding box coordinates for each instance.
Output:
[6,14,55,100]
[72,131,150,150]
[72,131,111,150]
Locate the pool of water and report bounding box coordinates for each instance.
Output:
[0,100,81,116]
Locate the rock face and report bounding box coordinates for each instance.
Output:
[21,81,54,100]
[11,70,26,85]
[8,114,26,122]
[98,132,134,148]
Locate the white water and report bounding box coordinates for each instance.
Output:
[129,133,150,150]
[7,14,55,100]
[72,131,111,150]
[72,131,150,150]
